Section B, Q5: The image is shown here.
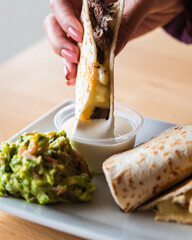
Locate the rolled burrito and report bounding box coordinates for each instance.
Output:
[73,0,124,138]
[103,125,192,212]
[140,178,192,224]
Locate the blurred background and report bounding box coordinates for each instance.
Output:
[0,0,49,63]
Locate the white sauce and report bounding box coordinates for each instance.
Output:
[62,116,135,173]
[72,117,115,139]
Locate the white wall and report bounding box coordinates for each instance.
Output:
[0,0,50,63]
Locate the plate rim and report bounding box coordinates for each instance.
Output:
[1,99,180,240]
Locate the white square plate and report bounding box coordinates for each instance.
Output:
[1,99,191,240]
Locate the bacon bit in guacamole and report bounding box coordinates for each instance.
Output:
[0,130,95,204]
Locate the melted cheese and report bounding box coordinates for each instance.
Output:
[155,196,192,224]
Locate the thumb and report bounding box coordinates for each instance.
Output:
[115,0,151,55]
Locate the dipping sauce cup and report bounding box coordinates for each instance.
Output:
[54,102,143,173]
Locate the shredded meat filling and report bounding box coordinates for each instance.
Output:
[90,107,109,120]
[88,0,113,64]
[93,26,111,51]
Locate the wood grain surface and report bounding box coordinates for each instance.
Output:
[0,28,192,240]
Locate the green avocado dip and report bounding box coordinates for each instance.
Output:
[0,130,95,204]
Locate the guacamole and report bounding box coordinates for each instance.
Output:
[0,130,95,204]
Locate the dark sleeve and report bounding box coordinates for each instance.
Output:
[163,0,192,44]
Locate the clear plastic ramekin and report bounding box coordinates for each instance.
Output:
[54,101,143,173]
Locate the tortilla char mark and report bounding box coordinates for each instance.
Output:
[88,0,114,64]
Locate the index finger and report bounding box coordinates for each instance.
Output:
[50,0,83,42]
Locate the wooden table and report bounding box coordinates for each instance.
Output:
[0,28,192,239]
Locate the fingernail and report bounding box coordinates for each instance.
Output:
[65,79,76,86]
[65,80,70,86]
[68,26,82,42]
[64,65,69,80]
[61,49,78,63]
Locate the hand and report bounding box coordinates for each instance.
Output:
[116,0,183,54]
[44,0,183,85]
[44,0,83,85]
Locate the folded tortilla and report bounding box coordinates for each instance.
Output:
[74,0,124,128]
[140,178,192,224]
[103,125,192,212]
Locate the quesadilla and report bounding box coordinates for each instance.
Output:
[73,0,124,138]
[103,125,192,212]
[140,178,192,224]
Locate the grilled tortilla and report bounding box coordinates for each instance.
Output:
[140,178,192,224]
[103,125,192,212]
[74,0,124,129]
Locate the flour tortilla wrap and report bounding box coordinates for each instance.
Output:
[139,178,192,224]
[103,125,192,212]
[73,0,124,138]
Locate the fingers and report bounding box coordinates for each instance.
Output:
[115,0,151,55]
[63,59,77,85]
[130,7,184,40]
[115,0,184,55]
[45,0,83,85]
[44,14,79,63]
[50,0,83,42]
[130,13,171,40]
